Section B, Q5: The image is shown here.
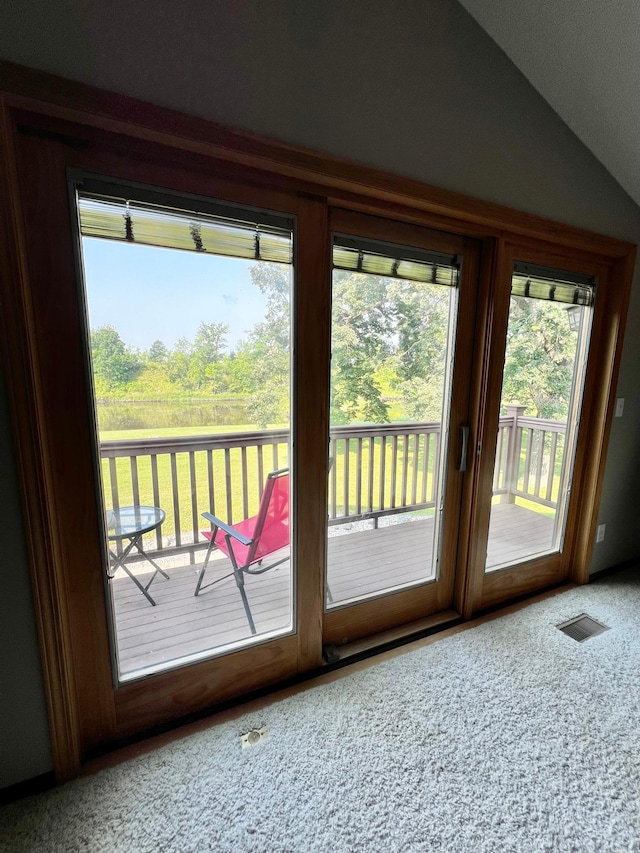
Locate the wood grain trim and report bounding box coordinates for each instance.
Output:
[495,241,631,589]
[0,60,634,259]
[329,207,466,255]
[0,61,636,778]
[0,96,81,782]
[454,237,500,617]
[10,129,119,758]
[569,249,636,582]
[480,555,564,611]
[2,120,314,768]
[335,609,460,659]
[325,192,500,241]
[548,256,613,584]
[441,236,482,616]
[322,214,480,646]
[114,636,299,738]
[462,238,515,615]
[323,580,449,647]
[473,238,635,608]
[294,194,330,670]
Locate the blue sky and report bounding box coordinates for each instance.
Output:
[81,238,269,352]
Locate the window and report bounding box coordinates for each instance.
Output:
[76,180,295,680]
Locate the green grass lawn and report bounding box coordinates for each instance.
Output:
[100,423,280,441]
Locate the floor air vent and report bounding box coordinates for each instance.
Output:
[557,613,609,642]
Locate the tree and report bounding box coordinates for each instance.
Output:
[189,322,229,391]
[193,322,228,363]
[166,337,193,388]
[147,340,168,363]
[389,279,452,421]
[501,297,576,419]
[89,267,578,429]
[330,271,394,424]
[243,265,455,425]
[90,325,141,389]
[240,263,292,427]
[249,263,290,349]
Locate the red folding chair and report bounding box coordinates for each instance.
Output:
[195,468,289,635]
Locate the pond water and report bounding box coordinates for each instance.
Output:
[96,399,252,432]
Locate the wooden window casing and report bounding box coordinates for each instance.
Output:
[0,61,635,781]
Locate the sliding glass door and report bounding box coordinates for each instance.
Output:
[322,210,479,645]
[486,263,594,571]
[473,244,607,612]
[8,106,628,772]
[74,178,297,683]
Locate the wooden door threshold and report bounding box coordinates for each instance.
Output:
[322,609,461,665]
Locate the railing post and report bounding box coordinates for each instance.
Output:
[502,405,526,504]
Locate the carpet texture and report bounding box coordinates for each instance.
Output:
[2,569,640,852]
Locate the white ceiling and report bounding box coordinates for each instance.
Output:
[458,0,640,208]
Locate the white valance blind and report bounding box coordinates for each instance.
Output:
[512,262,596,307]
[76,184,293,265]
[332,235,460,286]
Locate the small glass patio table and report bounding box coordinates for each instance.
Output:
[106,506,168,606]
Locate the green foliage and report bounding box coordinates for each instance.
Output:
[90,265,580,429]
[390,280,451,421]
[391,280,450,381]
[330,272,392,424]
[147,340,168,363]
[91,325,141,389]
[249,262,290,349]
[166,337,192,388]
[329,272,452,424]
[501,297,577,418]
[244,264,291,427]
[189,322,229,391]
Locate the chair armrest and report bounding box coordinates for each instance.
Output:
[201,512,253,547]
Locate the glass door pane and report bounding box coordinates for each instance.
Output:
[486,263,594,571]
[75,181,295,681]
[325,233,459,607]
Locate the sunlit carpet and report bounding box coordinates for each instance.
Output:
[2,568,640,852]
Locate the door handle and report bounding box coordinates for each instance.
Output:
[458,425,469,472]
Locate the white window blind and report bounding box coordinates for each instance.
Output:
[512,262,595,306]
[76,180,293,265]
[332,235,460,286]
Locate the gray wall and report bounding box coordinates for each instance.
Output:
[2,0,639,787]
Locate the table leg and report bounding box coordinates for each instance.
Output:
[108,532,170,606]
[134,540,171,582]
[109,543,157,606]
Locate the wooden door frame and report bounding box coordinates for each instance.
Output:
[2,116,332,776]
[461,238,633,613]
[0,61,635,781]
[323,207,480,644]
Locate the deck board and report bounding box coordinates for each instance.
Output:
[486,502,555,567]
[110,503,554,677]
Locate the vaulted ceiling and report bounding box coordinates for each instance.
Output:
[459,0,640,208]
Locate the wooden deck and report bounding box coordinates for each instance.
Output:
[110,503,554,678]
[486,502,555,568]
